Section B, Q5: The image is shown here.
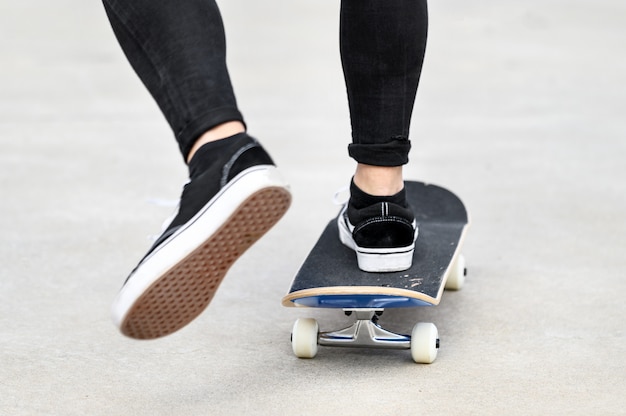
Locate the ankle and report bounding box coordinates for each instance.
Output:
[187,121,246,163]
[353,164,404,196]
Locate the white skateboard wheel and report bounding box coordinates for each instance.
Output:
[411,322,439,364]
[445,254,466,291]
[292,318,319,359]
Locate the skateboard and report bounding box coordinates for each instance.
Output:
[282,181,469,363]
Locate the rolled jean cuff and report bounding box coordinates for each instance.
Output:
[177,107,245,160]
[348,138,412,166]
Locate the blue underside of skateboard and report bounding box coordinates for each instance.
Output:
[292,294,434,309]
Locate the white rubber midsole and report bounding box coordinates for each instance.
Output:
[111,165,289,327]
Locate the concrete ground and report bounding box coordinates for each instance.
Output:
[1,0,625,415]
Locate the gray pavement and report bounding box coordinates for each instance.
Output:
[1,0,625,415]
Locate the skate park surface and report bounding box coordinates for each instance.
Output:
[1,1,624,414]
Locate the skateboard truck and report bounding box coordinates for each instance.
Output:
[319,309,411,350]
[291,309,440,364]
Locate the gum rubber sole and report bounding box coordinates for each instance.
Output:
[119,186,291,339]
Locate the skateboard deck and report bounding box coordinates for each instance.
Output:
[282,181,469,363]
[282,181,469,309]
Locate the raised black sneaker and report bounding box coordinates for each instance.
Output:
[338,180,417,272]
[112,133,291,339]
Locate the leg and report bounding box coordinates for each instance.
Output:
[103,0,244,161]
[338,0,428,272]
[340,0,428,173]
[102,0,291,339]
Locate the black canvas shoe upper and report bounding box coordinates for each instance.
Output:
[133,133,274,271]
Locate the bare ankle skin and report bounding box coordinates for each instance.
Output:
[353,164,404,196]
[186,121,246,163]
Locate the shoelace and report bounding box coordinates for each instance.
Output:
[146,197,181,242]
[332,185,350,206]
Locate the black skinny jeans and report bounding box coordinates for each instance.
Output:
[103,0,428,166]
